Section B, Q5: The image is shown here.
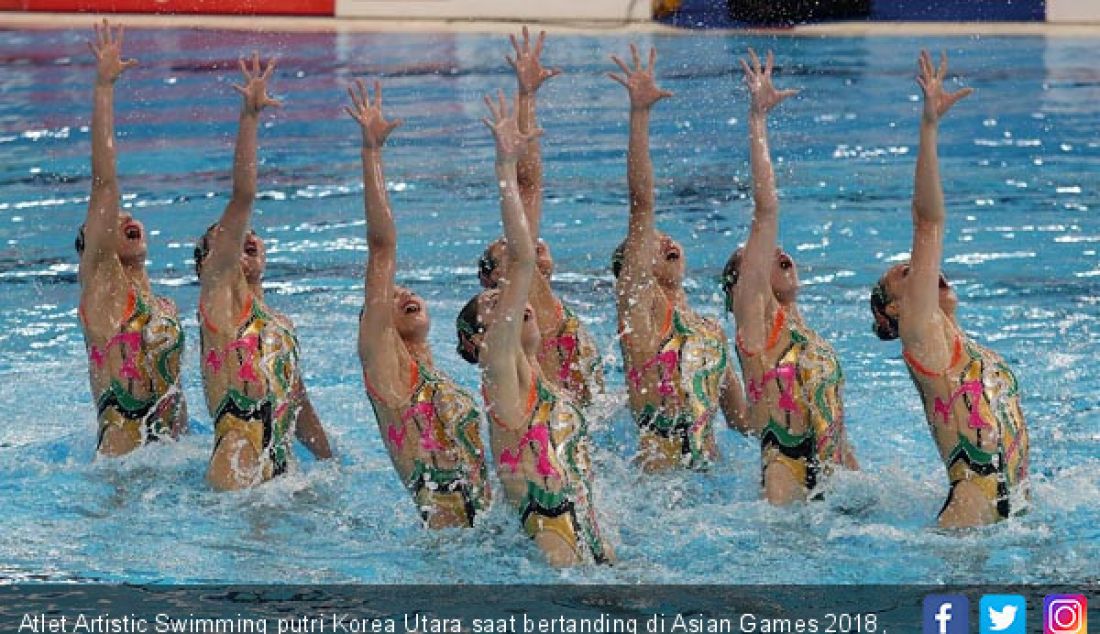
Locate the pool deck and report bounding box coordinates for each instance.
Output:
[1,12,1100,36]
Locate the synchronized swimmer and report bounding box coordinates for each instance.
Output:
[74,19,1032,564]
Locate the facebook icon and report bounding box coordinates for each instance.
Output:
[923,595,970,634]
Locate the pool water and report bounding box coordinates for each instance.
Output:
[0,29,1097,584]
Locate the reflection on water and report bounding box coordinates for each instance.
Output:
[0,29,1097,583]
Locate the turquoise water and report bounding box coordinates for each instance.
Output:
[0,29,1097,584]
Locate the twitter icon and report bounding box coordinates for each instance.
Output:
[981,595,1027,634]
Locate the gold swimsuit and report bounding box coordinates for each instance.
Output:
[201,296,300,480]
[622,302,728,469]
[540,303,603,407]
[904,332,1029,520]
[488,379,610,564]
[364,358,490,527]
[738,306,849,492]
[81,286,185,450]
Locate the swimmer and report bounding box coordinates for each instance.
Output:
[722,49,859,505]
[456,92,613,566]
[870,51,1029,528]
[76,19,189,456]
[195,53,333,491]
[607,44,747,472]
[477,28,605,407]
[347,78,491,528]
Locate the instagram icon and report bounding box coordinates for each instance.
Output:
[1044,595,1088,634]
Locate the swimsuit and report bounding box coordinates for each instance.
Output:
[738,306,849,492]
[903,332,1029,520]
[364,358,490,527]
[623,303,727,470]
[80,286,185,450]
[540,303,603,407]
[489,378,610,564]
[201,296,300,480]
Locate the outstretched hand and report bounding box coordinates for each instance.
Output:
[88,19,137,85]
[607,44,673,111]
[345,79,402,149]
[916,49,973,124]
[232,52,281,116]
[507,26,562,94]
[482,90,541,163]
[741,48,798,116]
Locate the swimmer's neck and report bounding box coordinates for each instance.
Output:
[660,284,688,310]
[121,261,152,296]
[780,300,803,323]
[405,340,433,367]
[247,279,264,300]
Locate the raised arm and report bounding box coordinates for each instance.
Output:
[508,27,560,238]
[901,51,973,351]
[203,53,281,280]
[346,80,403,352]
[607,44,672,295]
[481,92,541,385]
[733,49,798,350]
[81,20,137,270]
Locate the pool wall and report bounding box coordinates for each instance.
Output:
[6,0,1099,24]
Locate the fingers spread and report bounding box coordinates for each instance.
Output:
[262,57,277,80]
[534,30,546,58]
[611,55,631,75]
[356,78,369,106]
[748,47,761,73]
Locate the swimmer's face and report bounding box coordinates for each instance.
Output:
[771,248,799,304]
[116,213,148,263]
[535,238,554,280]
[392,285,430,342]
[653,232,684,288]
[480,239,507,289]
[240,231,266,283]
[480,238,554,289]
[477,289,540,356]
[880,262,957,318]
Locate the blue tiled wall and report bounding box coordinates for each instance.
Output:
[659,0,1046,28]
[872,0,1044,21]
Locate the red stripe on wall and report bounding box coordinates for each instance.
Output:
[14,0,333,15]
